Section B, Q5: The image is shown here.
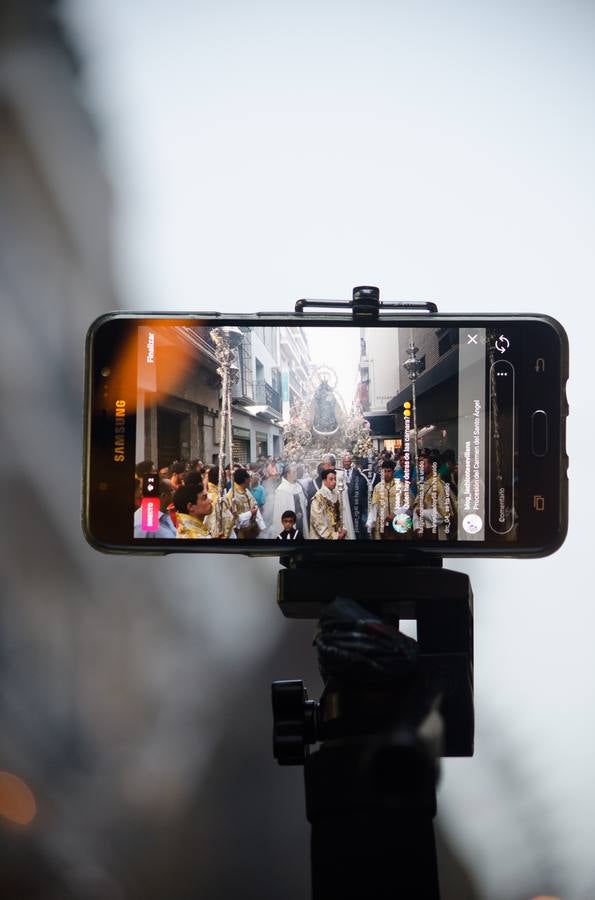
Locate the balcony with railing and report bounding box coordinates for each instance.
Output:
[254,381,282,413]
[174,325,219,368]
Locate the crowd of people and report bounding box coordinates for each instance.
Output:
[133,446,459,541]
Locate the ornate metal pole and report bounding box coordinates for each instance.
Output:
[366,448,375,508]
[210,326,245,533]
[336,468,345,534]
[403,331,424,531]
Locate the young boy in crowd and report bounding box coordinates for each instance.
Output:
[276,509,304,542]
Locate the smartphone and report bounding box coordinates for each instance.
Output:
[83,311,568,557]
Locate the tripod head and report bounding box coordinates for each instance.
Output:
[274,554,474,760]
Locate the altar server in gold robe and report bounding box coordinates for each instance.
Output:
[367,459,411,540]
[309,469,347,540]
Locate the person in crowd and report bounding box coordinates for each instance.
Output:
[264,456,281,494]
[373,449,393,484]
[370,450,391,489]
[206,465,221,499]
[272,462,308,536]
[134,459,157,508]
[250,471,266,510]
[298,462,317,519]
[173,483,215,539]
[184,470,204,488]
[224,464,233,492]
[262,458,281,525]
[395,451,418,495]
[342,452,369,540]
[202,465,234,538]
[276,509,304,542]
[413,451,453,540]
[133,478,176,538]
[265,458,281,483]
[310,469,347,540]
[228,468,265,539]
[314,454,336,490]
[170,461,186,490]
[367,459,410,540]
[135,459,156,478]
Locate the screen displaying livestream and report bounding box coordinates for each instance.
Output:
[133,324,518,544]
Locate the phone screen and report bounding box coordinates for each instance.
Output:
[85,316,567,555]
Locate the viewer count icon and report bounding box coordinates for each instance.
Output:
[142,474,158,496]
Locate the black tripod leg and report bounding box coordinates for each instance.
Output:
[306,741,441,900]
[311,813,440,899]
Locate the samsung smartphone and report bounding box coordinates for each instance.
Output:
[83,311,568,557]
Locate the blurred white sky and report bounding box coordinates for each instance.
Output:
[64,0,594,317]
[62,1,594,897]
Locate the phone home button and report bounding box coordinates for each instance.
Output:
[531,410,548,457]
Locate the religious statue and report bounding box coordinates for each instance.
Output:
[312,378,339,435]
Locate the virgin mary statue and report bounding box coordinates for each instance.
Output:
[312,378,339,435]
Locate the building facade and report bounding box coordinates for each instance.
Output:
[135,323,315,468]
[388,326,459,451]
[135,326,221,467]
[358,327,400,452]
[279,325,311,420]
[231,326,284,462]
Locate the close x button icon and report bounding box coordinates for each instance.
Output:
[467,333,478,345]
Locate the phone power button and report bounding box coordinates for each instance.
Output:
[531,410,549,457]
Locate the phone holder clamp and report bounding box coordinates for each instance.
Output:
[295,285,438,319]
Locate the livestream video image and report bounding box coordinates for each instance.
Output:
[133,324,517,543]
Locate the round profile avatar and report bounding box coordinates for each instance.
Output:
[392,512,412,534]
[462,513,483,535]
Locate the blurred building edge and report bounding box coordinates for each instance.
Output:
[0,7,303,900]
[0,0,116,392]
[0,3,120,898]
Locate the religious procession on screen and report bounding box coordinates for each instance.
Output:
[133,327,458,542]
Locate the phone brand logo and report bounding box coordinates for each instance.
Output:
[114,400,126,462]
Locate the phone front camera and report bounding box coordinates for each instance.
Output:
[101,367,110,377]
